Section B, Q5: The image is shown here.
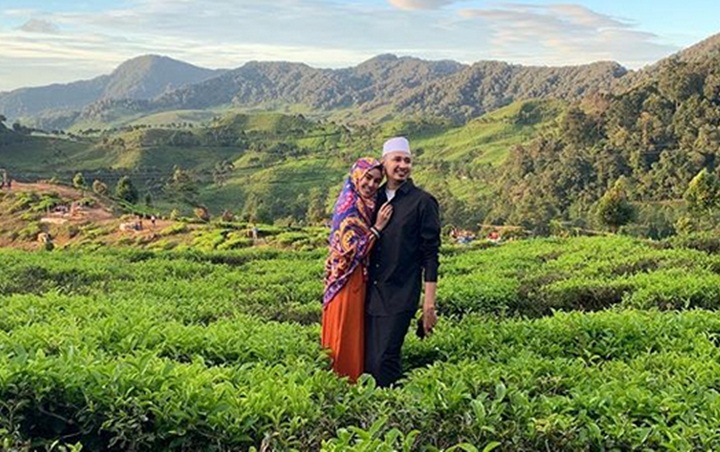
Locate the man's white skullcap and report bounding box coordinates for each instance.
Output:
[382,136,411,157]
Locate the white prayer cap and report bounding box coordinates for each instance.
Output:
[382,136,411,157]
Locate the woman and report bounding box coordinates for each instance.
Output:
[322,157,393,382]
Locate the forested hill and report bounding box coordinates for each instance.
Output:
[392,60,626,122]
[5,33,720,132]
[485,50,720,236]
[4,33,720,237]
[4,54,628,130]
[3,43,720,237]
[148,57,626,121]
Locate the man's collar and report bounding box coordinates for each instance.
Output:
[395,178,414,194]
[384,178,414,192]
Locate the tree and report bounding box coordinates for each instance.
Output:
[72,172,86,190]
[596,179,635,232]
[92,179,108,196]
[165,166,198,204]
[684,168,720,231]
[194,205,210,222]
[560,106,601,147]
[685,168,720,216]
[12,122,29,135]
[115,176,139,204]
[213,159,235,187]
[305,187,327,224]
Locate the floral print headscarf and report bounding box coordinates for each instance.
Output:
[323,157,382,307]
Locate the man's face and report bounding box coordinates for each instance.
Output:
[383,151,412,184]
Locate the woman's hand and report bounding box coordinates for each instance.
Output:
[374,202,393,231]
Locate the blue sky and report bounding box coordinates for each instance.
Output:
[0,0,717,92]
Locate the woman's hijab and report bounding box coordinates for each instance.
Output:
[323,157,382,307]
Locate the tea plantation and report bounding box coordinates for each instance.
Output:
[2,236,720,450]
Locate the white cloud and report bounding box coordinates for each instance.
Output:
[388,0,458,10]
[18,19,60,34]
[457,3,677,67]
[0,0,690,91]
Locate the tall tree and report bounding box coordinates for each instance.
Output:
[305,187,328,224]
[115,176,139,204]
[685,168,720,218]
[596,179,635,233]
[165,167,199,204]
[72,172,86,190]
[213,159,235,187]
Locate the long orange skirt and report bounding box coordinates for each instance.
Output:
[321,266,365,383]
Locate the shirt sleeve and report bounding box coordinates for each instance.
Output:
[419,194,441,282]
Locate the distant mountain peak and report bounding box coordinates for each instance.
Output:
[362,53,400,63]
[0,55,222,120]
[110,54,210,77]
[101,55,222,101]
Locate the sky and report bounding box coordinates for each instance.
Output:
[0,0,718,92]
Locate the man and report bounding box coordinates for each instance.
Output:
[365,136,441,387]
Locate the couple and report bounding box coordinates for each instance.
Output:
[322,136,441,388]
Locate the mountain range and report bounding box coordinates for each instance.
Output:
[0,55,222,124]
[3,32,718,130]
[3,31,720,235]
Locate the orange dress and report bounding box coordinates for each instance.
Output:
[321,265,365,383]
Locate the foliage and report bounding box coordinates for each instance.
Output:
[485,53,720,234]
[193,205,210,222]
[684,168,720,220]
[4,236,720,449]
[72,172,85,189]
[596,179,635,232]
[91,179,108,196]
[115,176,138,204]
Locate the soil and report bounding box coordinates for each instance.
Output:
[1,181,181,249]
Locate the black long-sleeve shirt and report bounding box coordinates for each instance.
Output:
[366,179,441,316]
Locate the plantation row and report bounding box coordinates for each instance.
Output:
[3,236,720,450]
[4,235,720,321]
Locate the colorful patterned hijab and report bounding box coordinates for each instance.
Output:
[323,157,383,307]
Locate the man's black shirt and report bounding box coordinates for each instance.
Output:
[366,179,440,316]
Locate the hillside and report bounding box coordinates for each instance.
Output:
[6,32,720,132]
[393,60,626,122]
[4,32,720,235]
[76,56,626,129]
[0,55,222,122]
[0,181,328,251]
[0,101,560,228]
[3,53,629,130]
[484,46,720,235]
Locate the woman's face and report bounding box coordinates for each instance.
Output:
[357,167,383,199]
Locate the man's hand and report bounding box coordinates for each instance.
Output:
[422,281,438,335]
[422,304,437,335]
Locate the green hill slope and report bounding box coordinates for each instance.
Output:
[1,102,560,226]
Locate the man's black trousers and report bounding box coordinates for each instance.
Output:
[364,311,414,388]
